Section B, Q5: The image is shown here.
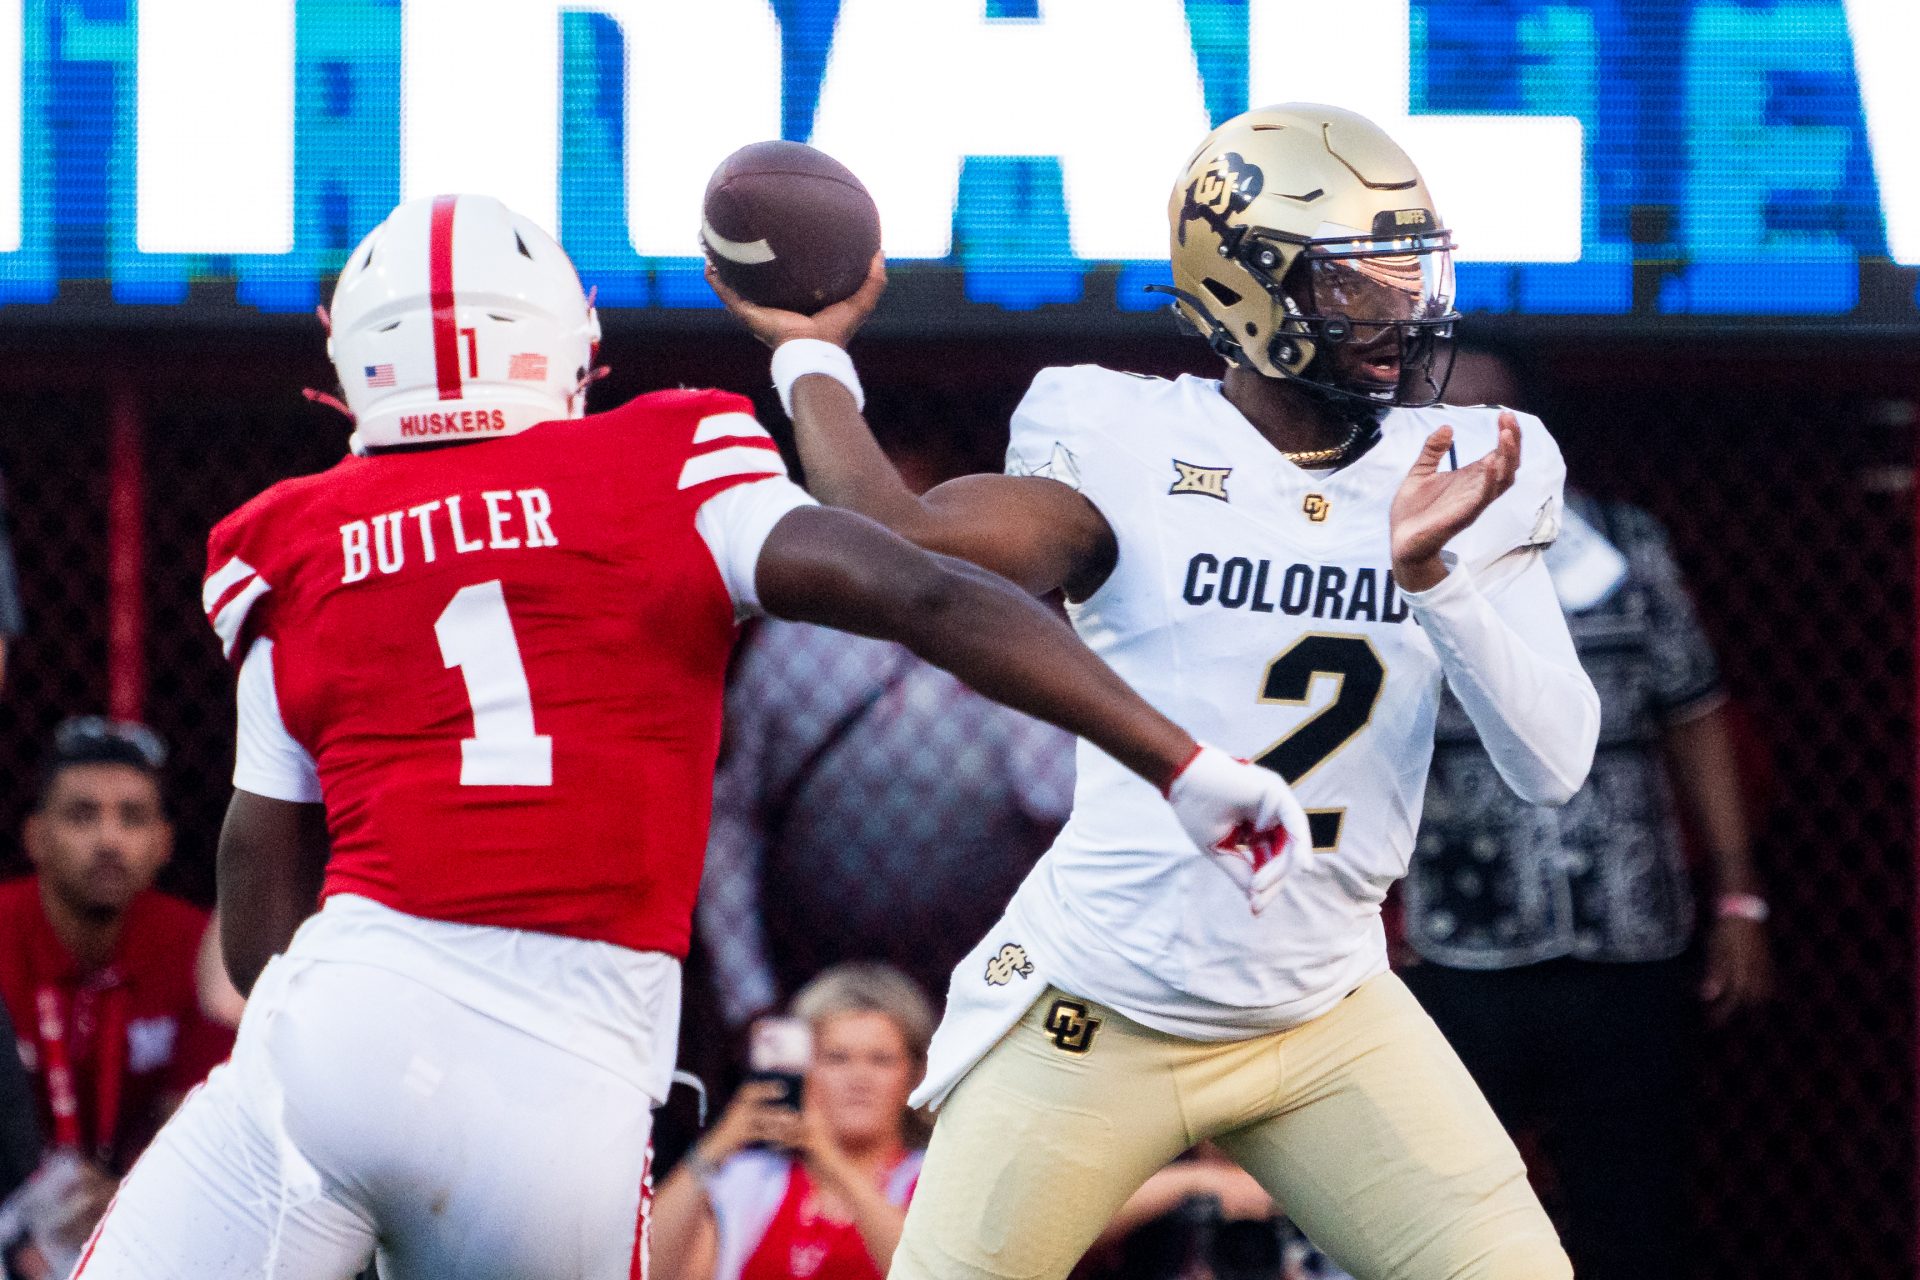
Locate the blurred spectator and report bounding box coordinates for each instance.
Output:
[652,963,931,1280]
[1085,1147,1356,1279]
[0,719,233,1277]
[0,472,22,693]
[193,909,247,1030]
[1401,354,1772,1280]
[698,620,1074,1023]
[1095,1148,1274,1246]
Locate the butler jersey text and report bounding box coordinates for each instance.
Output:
[201,390,785,957]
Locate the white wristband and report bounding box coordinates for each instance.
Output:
[1716,892,1770,924]
[771,338,865,418]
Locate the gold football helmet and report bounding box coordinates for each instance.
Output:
[1158,103,1458,409]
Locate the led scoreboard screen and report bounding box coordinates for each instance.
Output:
[0,0,1916,326]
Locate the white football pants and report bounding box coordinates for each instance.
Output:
[69,953,655,1280]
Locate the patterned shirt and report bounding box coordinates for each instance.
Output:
[699,619,1076,1024]
[1405,496,1723,967]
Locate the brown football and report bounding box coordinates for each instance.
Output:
[702,141,882,315]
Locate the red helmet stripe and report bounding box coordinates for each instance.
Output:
[429,194,462,400]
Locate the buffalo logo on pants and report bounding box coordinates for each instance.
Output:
[985,943,1034,986]
[1043,999,1102,1054]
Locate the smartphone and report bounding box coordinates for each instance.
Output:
[747,1016,811,1111]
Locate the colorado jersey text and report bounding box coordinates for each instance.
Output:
[1003,366,1565,1034]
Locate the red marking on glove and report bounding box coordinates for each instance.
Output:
[1216,823,1287,871]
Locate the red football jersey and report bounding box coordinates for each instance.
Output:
[202,391,790,956]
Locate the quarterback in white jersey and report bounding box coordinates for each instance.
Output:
[713,104,1598,1280]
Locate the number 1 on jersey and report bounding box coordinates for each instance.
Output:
[435,580,553,786]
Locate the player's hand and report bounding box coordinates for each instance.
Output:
[1166,745,1311,913]
[706,251,887,351]
[1702,916,1774,1025]
[1390,412,1522,592]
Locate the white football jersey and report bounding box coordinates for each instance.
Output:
[998,366,1565,1039]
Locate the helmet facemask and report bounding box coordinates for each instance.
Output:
[1236,226,1459,410]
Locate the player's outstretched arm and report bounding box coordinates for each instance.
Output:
[216,791,329,994]
[756,505,1310,908]
[759,505,1185,784]
[796,378,1116,599]
[710,258,1115,599]
[1392,416,1600,804]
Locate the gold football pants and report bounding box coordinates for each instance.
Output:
[891,973,1569,1280]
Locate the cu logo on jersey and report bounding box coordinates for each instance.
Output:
[1043,999,1102,1055]
[1303,493,1332,522]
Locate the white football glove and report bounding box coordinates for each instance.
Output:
[1166,745,1311,914]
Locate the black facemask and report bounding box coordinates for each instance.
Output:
[1244,228,1460,410]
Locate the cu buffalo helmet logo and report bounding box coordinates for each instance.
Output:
[1043,998,1102,1054]
[985,943,1034,987]
[1178,151,1263,245]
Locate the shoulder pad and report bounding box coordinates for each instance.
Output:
[601,390,786,496]
[1006,365,1175,487]
[1435,405,1568,569]
[204,488,288,663]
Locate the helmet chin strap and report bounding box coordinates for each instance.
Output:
[1148,281,1390,428]
[302,387,354,419]
[300,386,364,454]
[1144,283,1249,365]
[572,364,612,413]
[1150,283,1388,465]
[1290,367,1392,437]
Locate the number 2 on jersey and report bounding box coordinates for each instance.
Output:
[435,580,553,786]
[1254,634,1386,851]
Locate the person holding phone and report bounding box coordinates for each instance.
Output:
[652,964,930,1280]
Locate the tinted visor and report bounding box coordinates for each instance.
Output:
[1239,230,1459,407]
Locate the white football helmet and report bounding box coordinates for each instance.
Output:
[329,194,602,453]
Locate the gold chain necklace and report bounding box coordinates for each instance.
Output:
[1282,422,1363,469]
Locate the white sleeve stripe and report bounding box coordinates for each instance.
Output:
[234,638,323,804]
[692,412,771,445]
[202,555,257,612]
[212,576,272,658]
[694,476,818,616]
[678,445,787,491]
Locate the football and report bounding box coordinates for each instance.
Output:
[701,141,882,315]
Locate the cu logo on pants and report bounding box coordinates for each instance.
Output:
[1044,999,1102,1055]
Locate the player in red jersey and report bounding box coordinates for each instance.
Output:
[69,194,1308,1280]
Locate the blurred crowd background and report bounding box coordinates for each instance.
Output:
[0,322,1910,1278]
